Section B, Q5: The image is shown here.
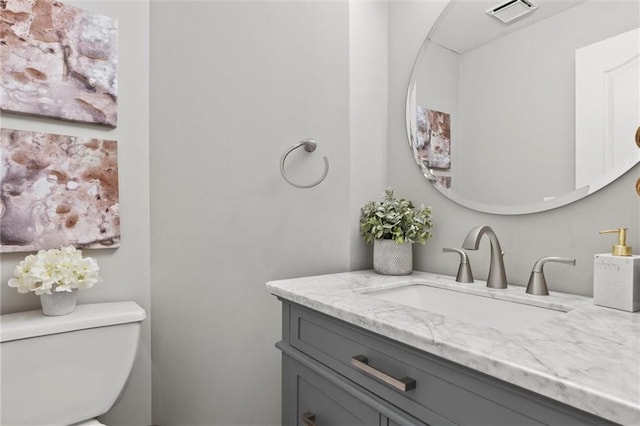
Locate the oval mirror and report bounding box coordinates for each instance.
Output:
[406,0,640,215]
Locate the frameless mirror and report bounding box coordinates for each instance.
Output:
[406,0,640,214]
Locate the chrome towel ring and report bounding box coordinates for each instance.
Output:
[280,139,329,189]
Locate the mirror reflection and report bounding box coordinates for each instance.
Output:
[407,0,640,214]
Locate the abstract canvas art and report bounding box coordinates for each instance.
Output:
[415,106,451,169]
[0,128,120,253]
[0,0,118,126]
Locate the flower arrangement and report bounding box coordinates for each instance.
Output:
[360,188,433,244]
[8,246,101,295]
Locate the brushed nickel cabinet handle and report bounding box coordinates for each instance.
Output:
[350,355,416,392]
[302,411,316,426]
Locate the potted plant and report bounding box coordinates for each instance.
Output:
[360,188,433,275]
[8,246,101,316]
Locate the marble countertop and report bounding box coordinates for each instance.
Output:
[266,270,640,425]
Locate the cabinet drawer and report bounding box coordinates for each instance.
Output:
[287,303,613,426]
[281,341,428,426]
[283,354,383,426]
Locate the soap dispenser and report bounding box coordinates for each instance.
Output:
[593,228,640,312]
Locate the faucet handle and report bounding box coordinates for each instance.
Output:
[443,248,474,283]
[526,257,576,296]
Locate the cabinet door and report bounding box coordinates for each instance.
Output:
[283,355,381,426]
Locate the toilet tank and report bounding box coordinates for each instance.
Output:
[0,301,146,426]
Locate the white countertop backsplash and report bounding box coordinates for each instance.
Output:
[267,270,640,425]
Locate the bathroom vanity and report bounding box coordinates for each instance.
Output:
[267,271,640,425]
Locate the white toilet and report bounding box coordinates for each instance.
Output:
[0,301,146,426]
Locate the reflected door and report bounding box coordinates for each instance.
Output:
[575,27,640,191]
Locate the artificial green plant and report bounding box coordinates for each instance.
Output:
[359,188,433,244]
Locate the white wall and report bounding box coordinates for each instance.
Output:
[149,2,358,424]
[388,0,640,297]
[0,1,152,424]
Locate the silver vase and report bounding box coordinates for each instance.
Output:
[40,290,78,316]
[373,239,413,275]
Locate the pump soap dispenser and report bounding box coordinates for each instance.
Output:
[593,228,640,312]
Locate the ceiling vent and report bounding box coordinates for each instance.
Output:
[487,0,538,24]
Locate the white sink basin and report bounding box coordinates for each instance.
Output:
[364,283,567,332]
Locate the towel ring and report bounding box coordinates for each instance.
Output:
[280,139,329,189]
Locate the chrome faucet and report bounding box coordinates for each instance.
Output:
[462,225,507,289]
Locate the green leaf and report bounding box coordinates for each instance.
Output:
[359,188,433,244]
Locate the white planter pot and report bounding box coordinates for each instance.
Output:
[40,290,78,316]
[373,239,413,275]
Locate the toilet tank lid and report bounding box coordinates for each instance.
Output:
[0,301,146,343]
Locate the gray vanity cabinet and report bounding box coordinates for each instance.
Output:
[277,300,617,426]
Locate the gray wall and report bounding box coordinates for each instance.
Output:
[389,0,640,297]
[149,2,389,424]
[413,42,459,187]
[0,1,152,424]
[349,1,390,270]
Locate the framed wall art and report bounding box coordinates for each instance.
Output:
[0,0,118,126]
[1,128,120,252]
[415,106,451,170]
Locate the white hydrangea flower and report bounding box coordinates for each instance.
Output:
[7,246,102,295]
